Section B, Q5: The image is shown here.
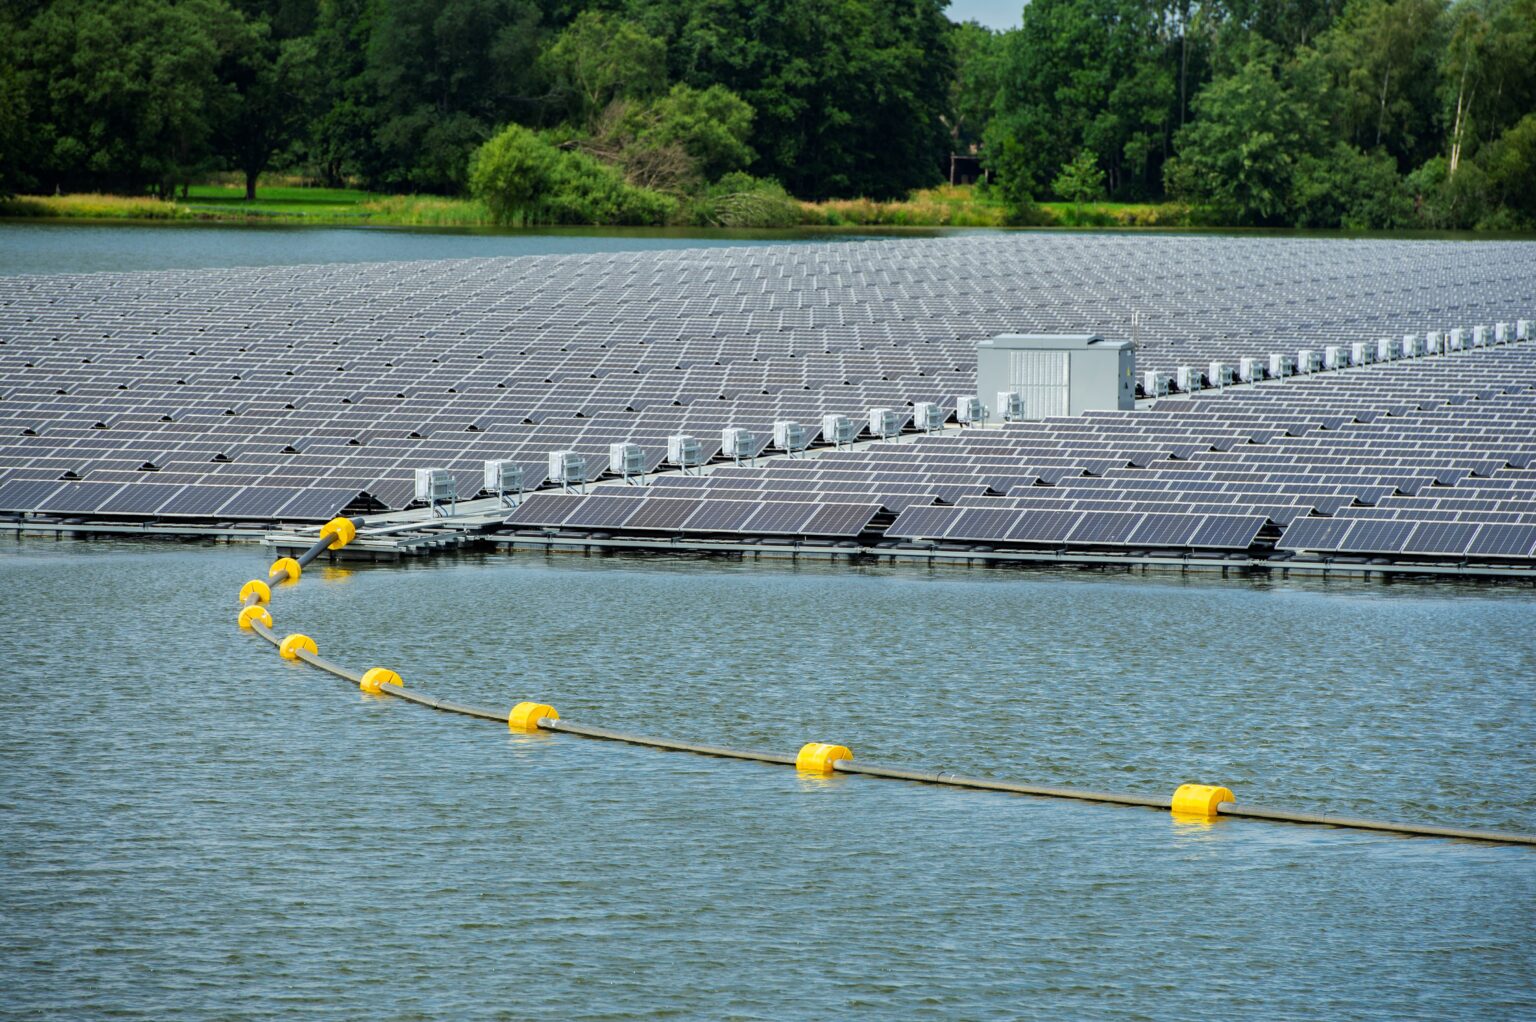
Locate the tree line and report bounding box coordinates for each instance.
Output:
[0,0,1531,229]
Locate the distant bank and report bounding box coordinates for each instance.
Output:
[1,183,1202,231]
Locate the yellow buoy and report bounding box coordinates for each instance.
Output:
[508,701,558,732]
[278,633,317,660]
[359,668,401,695]
[1171,783,1235,817]
[237,605,273,630]
[320,517,357,550]
[239,579,272,606]
[268,556,302,584]
[795,742,852,774]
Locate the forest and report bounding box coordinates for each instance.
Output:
[1,0,1532,229]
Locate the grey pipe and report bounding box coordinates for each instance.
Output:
[1219,802,1536,846]
[543,719,798,766]
[237,565,1536,847]
[834,760,1172,809]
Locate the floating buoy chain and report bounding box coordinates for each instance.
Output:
[232,521,1536,849]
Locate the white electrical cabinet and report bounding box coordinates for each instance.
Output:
[666,434,702,467]
[772,420,807,452]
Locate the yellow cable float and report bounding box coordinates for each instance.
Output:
[268,556,302,584]
[796,742,853,774]
[278,633,318,660]
[359,668,401,695]
[1171,783,1235,817]
[508,701,558,733]
[238,605,273,630]
[320,517,357,550]
[239,579,272,606]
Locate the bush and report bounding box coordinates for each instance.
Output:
[1406,156,1491,230]
[469,124,673,226]
[1291,144,1411,229]
[682,173,803,227]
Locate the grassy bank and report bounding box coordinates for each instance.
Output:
[3,182,1199,229]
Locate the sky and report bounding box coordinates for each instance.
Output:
[947,0,1022,30]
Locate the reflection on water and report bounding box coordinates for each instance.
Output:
[1,539,1532,1021]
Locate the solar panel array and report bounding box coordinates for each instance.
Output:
[505,343,1536,565]
[1,234,1533,524]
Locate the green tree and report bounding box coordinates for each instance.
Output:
[363,0,546,192]
[1477,113,1536,225]
[1296,0,1443,170]
[984,0,1175,203]
[1164,44,1320,223]
[18,0,251,196]
[220,27,320,198]
[468,123,561,222]
[542,11,667,129]
[1290,142,1410,227]
[641,83,754,181]
[947,21,1006,154]
[304,0,375,187]
[469,122,675,225]
[1053,150,1105,205]
[0,12,35,196]
[651,0,952,200]
[1438,0,1536,181]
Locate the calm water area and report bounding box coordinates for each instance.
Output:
[1,224,1533,1019]
[0,220,936,276]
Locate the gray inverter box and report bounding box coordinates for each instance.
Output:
[976,334,1135,419]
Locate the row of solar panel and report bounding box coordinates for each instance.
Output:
[504,491,881,537]
[1277,517,1536,557]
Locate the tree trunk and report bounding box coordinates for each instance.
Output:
[1375,68,1391,148]
[1179,0,1190,128]
[245,169,259,201]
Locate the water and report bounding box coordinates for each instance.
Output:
[2,540,1532,1020]
[0,222,936,276]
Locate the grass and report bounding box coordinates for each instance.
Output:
[2,184,500,226]
[181,183,381,216]
[1040,200,1196,227]
[801,184,1012,227]
[0,192,189,219]
[4,181,1202,230]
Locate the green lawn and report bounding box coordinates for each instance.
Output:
[181,184,379,217]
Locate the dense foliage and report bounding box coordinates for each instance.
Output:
[1,0,1532,228]
[984,0,1536,228]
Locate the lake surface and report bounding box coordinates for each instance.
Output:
[2,539,1532,1020]
[0,221,939,276]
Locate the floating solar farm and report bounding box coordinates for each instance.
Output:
[3,234,1535,573]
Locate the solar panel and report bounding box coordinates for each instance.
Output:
[741,501,817,535]
[1335,519,1417,554]
[563,494,643,528]
[1189,515,1266,550]
[38,481,125,514]
[1275,516,1353,551]
[1005,509,1081,543]
[622,497,702,530]
[0,478,64,511]
[800,502,880,537]
[158,484,249,517]
[1127,513,1200,546]
[941,507,1021,541]
[680,499,761,532]
[886,505,960,539]
[276,487,359,521]
[1466,523,1536,557]
[504,492,586,527]
[1066,512,1143,544]
[220,487,302,518]
[1402,521,1481,555]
